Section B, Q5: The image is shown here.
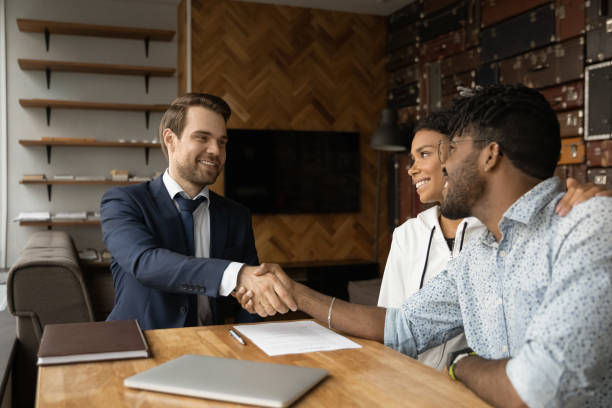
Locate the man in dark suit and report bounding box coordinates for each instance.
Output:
[100,93,296,330]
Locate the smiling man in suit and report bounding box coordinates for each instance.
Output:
[100,93,296,330]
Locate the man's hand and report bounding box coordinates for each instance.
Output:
[238,264,386,341]
[234,263,296,316]
[234,263,297,317]
[555,177,611,216]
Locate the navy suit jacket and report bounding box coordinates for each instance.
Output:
[100,176,261,330]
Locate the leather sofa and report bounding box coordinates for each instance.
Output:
[7,231,95,408]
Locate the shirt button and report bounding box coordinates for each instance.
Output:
[502,345,508,353]
[180,306,187,313]
[497,297,503,305]
[499,250,506,257]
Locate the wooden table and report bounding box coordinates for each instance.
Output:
[36,322,490,407]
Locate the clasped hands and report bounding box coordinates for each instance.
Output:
[234,263,297,317]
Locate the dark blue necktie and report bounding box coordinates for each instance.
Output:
[174,194,206,327]
[174,194,206,256]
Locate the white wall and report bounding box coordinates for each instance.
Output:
[4,0,179,266]
[1,0,8,267]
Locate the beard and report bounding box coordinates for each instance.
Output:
[174,158,222,187]
[440,150,486,220]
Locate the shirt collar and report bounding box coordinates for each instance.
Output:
[162,169,210,208]
[500,177,562,226]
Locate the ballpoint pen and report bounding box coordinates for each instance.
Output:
[229,329,246,345]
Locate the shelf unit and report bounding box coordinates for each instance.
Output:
[19,99,167,127]
[20,179,144,201]
[15,16,176,258]
[16,18,175,56]
[19,139,161,164]
[18,59,175,92]
[19,220,101,228]
[19,179,144,185]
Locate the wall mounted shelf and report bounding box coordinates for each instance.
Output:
[17,18,175,56]
[19,99,167,127]
[20,179,144,201]
[19,139,161,165]
[19,220,101,229]
[19,179,144,185]
[18,59,175,92]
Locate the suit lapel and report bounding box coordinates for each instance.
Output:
[150,176,189,254]
[209,191,228,258]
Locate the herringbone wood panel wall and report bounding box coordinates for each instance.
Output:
[190,0,390,267]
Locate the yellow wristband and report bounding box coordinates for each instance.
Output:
[449,362,458,380]
[449,351,476,381]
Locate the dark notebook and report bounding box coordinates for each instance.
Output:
[37,320,150,366]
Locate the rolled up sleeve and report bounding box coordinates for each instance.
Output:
[384,268,464,357]
[507,202,612,406]
[506,341,563,408]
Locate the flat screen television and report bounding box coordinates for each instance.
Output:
[224,129,360,214]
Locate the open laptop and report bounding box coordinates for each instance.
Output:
[124,354,328,407]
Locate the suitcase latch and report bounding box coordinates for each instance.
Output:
[571,145,578,158]
[607,19,612,33]
[594,175,608,185]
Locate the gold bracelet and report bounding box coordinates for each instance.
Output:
[327,297,336,329]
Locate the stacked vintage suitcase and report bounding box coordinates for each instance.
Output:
[583,0,612,189]
[387,0,611,222]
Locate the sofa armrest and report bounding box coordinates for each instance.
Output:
[7,231,94,341]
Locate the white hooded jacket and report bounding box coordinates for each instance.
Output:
[378,205,486,371]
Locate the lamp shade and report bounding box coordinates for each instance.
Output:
[370,108,407,151]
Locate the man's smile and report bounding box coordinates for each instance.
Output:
[198,159,218,169]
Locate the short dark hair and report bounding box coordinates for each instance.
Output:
[158,93,231,158]
[449,84,560,180]
[413,110,453,136]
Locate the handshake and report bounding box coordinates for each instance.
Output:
[233,263,300,317]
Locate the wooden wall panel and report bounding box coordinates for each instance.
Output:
[177,0,187,96]
[191,0,390,268]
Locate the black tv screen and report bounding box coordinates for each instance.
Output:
[224,129,360,214]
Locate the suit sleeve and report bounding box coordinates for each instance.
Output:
[243,211,259,266]
[100,187,229,297]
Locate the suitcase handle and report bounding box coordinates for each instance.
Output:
[529,64,550,72]
[550,97,563,106]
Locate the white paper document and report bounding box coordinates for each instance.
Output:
[234,320,362,356]
[54,211,88,220]
[13,212,51,222]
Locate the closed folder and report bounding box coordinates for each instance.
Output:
[37,320,150,366]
